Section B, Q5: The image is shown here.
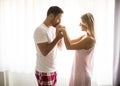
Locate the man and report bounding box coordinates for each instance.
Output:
[33,6,64,86]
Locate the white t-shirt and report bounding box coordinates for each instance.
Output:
[34,23,57,72]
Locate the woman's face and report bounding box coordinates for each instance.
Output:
[80,20,87,31]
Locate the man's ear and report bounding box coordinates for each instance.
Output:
[49,13,54,18]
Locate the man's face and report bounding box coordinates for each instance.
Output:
[51,13,62,27]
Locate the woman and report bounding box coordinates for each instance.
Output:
[58,13,96,86]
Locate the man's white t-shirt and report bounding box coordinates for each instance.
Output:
[34,23,57,72]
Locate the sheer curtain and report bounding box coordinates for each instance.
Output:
[0,0,114,86]
[113,0,120,86]
[0,0,37,72]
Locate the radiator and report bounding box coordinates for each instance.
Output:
[0,72,5,86]
[0,71,10,86]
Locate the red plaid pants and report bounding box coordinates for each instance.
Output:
[35,71,57,86]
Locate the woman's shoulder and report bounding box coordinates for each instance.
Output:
[85,36,95,43]
[81,36,96,49]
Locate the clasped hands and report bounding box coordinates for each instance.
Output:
[56,24,66,32]
[56,25,66,39]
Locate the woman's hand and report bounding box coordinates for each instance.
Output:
[56,25,65,32]
[58,27,65,32]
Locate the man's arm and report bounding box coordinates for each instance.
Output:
[37,32,63,56]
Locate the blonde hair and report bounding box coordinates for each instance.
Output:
[81,13,95,39]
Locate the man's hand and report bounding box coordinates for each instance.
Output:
[56,31,63,50]
[56,25,65,36]
[56,24,65,50]
[56,31,63,40]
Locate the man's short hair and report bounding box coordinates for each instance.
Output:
[47,6,63,17]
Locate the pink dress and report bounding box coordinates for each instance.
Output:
[69,47,95,86]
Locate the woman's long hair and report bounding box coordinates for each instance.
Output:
[81,13,95,39]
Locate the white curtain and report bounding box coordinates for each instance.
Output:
[0,0,114,85]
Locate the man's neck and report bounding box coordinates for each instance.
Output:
[44,18,51,28]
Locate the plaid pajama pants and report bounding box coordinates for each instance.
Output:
[35,71,57,86]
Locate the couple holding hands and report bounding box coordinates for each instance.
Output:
[34,6,96,86]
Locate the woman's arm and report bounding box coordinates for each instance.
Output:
[70,36,84,44]
[61,28,95,50]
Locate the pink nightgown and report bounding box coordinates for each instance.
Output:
[69,46,95,86]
